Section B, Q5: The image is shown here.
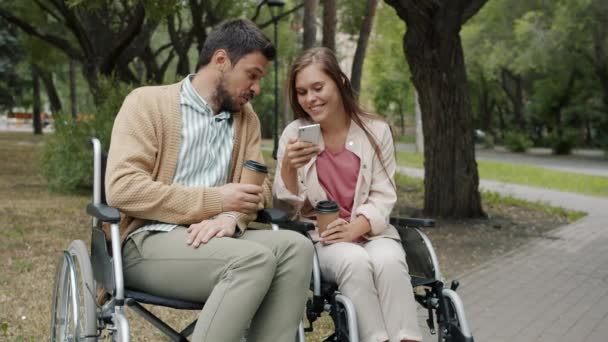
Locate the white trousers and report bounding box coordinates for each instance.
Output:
[315,238,422,342]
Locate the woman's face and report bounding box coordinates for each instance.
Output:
[294,63,344,124]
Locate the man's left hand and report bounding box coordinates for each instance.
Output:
[186,215,237,248]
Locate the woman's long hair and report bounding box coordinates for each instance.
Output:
[287,47,392,172]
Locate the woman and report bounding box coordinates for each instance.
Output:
[273,47,422,342]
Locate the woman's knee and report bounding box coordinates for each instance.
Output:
[327,244,373,281]
[369,243,408,275]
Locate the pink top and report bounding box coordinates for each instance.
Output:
[316,147,361,220]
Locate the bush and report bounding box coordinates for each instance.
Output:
[503,132,533,153]
[40,78,134,192]
[548,131,577,155]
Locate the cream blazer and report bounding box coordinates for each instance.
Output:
[273,117,400,241]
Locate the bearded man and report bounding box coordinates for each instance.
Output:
[104,19,313,342]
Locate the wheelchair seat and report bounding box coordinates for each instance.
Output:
[124,289,204,310]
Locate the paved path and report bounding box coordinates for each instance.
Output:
[400,166,608,342]
[396,143,608,177]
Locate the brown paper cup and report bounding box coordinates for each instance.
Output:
[240,160,268,186]
[316,200,340,235]
[316,211,340,235]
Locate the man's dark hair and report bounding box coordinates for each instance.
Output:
[196,19,276,70]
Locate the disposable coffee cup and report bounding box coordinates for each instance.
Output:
[241,160,268,186]
[315,200,340,234]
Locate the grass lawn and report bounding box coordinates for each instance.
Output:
[397,151,608,198]
[0,132,583,341]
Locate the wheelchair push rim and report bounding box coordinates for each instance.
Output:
[51,240,98,341]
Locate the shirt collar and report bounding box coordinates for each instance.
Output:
[181,74,232,122]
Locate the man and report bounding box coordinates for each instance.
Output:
[105,19,313,342]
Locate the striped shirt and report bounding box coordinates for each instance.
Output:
[127,75,234,238]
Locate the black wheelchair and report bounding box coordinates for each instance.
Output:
[50,138,473,342]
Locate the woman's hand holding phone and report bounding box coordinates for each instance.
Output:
[283,138,320,170]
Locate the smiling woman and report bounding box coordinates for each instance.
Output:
[274,47,423,342]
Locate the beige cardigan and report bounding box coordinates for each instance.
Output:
[105,81,271,244]
[273,117,400,241]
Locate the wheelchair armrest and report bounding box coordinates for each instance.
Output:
[87,203,121,223]
[254,208,288,224]
[280,221,315,234]
[390,216,435,228]
[254,209,315,234]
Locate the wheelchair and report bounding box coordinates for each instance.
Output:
[50,138,473,342]
[276,216,475,342]
[49,138,306,342]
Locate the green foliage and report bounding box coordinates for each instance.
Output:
[363,3,412,130]
[503,131,533,152]
[40,77,134,192]
[462,0,607,147]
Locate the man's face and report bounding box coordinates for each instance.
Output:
[216,51,268,112]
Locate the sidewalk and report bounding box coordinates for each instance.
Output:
[396,143,608,177]
[400,166,608,342]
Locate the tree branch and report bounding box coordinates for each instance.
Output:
[34,0,62,23]
[462,0,488,24]
[0,8,82,60]
[101,3,147,73]
[258,3,305,29]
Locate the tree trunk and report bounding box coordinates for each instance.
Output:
[69,59,78,119]
[385,0,485,218]
[414,90,423,154]
[303,0,318,49]
[321,0,336,51]
[31,66,43,135]
[500,68,525,131]
[350,0,379,95]
[39,70,62,114]
[478,72,494,133]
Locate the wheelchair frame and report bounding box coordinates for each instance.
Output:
[278,218,475,342]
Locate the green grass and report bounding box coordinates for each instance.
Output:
[397,151,608,198]
[482,191,586,222]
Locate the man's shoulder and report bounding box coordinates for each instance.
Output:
[129,82,181,99]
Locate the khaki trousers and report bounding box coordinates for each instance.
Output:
[122,227,313,342]
[315,238,422,342]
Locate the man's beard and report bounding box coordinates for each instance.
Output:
[215,78,254,113]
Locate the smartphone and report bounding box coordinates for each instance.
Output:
[298,123,321,144]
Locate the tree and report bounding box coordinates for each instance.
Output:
[0,1,177,105]
[384,0,487,218]
[350,0,379,95]
[0,22,26,113]
[364,3,412,135]
[302,0,318,49]
[31,64,43,135]
[321,0,336,51]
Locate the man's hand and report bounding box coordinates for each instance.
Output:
[218,183,263,214]
[186,215,237,248]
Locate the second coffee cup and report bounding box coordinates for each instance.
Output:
[241,160,268,186]
[315,200,340,235]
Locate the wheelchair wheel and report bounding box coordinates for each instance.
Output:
[437,289,473,342]
[51,240,98,341]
